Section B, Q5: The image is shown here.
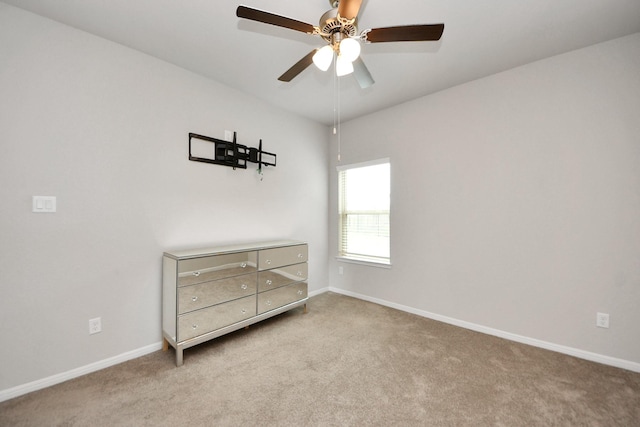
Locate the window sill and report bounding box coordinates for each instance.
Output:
[336,256,392,269]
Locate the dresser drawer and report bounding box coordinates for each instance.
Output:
[258,245,307,270]
[178,295,256,341]
[178,273,257,314]
[257,282,307,314]
[178,251,257,286]
[258,263,307,292]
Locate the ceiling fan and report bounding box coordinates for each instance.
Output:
[236,0,444,89]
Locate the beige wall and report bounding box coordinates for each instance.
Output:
[0,4,329,393]
[329,33,640,369]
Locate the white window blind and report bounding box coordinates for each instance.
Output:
[338,159,390,264]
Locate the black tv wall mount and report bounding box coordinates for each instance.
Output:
[188,132,276,171]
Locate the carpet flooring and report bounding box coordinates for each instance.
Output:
[1,292,639,426]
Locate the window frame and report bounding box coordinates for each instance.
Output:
[336,158,391,268]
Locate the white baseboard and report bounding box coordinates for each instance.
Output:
[1,289,328,403]
[309,286,330,298]
[0,342,163,403]
[1,288,328,403]
[328,287,640,374]
[4,287,637,403]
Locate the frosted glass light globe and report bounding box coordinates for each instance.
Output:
[336,54,354,76]
[312,45,334,71]
[339,38,361,62]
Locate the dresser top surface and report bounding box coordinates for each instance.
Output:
[163,240,307,260]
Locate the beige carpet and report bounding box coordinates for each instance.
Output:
[1,292,639,426]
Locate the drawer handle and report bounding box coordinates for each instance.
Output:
[192,324,198,329]
[266,279,272,285]
[266,259,271,265]
[297,271,302,276]
[298,253,303,258]
[241,308,246,314]
[241,284,248,290]
[192,271,200,277]
[191,296,198,302]
[266,300,272,306]
[297,290,303,295]
[240,262,247,268]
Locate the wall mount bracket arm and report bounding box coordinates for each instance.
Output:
[188,132,276,171]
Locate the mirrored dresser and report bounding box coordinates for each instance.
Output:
[162,240,308,366]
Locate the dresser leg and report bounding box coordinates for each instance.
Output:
[304,303,308,314]
[176,348,184,367]
[162,338,169,351]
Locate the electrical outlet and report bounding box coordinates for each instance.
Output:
[596,312,609,328]
[89,317,102,334]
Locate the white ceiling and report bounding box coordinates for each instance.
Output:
[4,0,640,125]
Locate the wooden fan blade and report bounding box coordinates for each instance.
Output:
[353,57,374,89]
[236,5,315,34]
[365,23,444,42]
[338,0,363,21]
[278,50,318,82]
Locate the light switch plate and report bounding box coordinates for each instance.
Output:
[33,196,56,213]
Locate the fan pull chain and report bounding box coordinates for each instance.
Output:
[332,52,341,162]
[332,54,338,135]
[337,73,341,162]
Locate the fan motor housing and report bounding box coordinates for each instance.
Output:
[319,8,357,42]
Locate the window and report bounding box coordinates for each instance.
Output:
[338,159,390,265]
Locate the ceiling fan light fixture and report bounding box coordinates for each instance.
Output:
[339,37,361,62]
[336,54,354,76]
[236,4,445,86]
[312,45,334,71]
